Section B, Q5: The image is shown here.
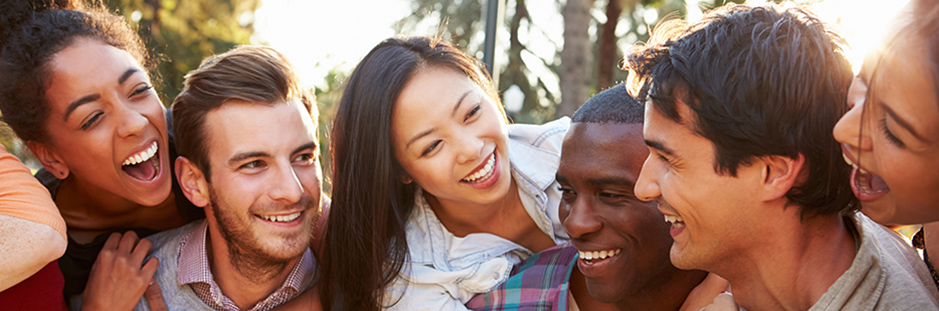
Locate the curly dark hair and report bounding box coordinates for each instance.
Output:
[0,0,150,142]
[625,3,856,218]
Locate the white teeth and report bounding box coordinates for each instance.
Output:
[842,153,855,167]
[461,152,496,183]
[259,212,301,223]
[842,153,867,173]
[578,249,621,261]
[123,142,158,166]
[664,215,684,227]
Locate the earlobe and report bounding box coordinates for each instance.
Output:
[28,141,69,180]
[401,174,413,184]
[760,154,805,200]
[175,156,210,208]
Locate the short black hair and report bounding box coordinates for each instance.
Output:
[626,3,856,217]
[572,83,643,124]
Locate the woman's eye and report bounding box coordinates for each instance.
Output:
[131,85,153,97]
[880,118,906,148]
[81,112,103,130]
[421,141,441,157]
[464,104,481,122]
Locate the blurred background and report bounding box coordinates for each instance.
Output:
[0,0,908,170]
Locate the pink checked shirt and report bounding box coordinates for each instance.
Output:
[177,222,316,311]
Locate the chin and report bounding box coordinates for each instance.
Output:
[859,201,899,224]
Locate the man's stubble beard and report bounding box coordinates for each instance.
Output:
[207,185,316,283]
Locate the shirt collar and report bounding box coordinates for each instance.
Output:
[176,221,317,310]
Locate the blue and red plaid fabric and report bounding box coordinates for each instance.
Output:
[465,243,578,311]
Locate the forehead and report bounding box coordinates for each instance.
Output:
[47,39,142,102]
[643,99,717,157]
[203,99,317,158]
[394,66,477,115]
[560,122,647,177]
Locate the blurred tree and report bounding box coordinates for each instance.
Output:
[311,68,347,195]
[398,0,680,122]
[398,0,485,53]
[558,0,593,118]
[105,0,261,104]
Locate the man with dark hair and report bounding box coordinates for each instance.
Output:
[133,46,322,310]
[627,3,939,310]
[466,84,726,310]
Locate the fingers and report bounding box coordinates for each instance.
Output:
[102,231,122,250]
[118,230,141,252]
[141,257,159,279]
[145,278,169,311]
[132,238,154,266]
[83,231,160,311]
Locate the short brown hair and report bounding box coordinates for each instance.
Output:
[172,45,316,177]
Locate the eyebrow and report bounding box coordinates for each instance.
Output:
[883,104,927,142]
[228,151,270,167]
[586,176,635,188]
[293,142,318,156]
[404,90,474,149]
[227,141,319,167]
[644,139,676,157]
[63,68,141,121]
[405,127,436,149]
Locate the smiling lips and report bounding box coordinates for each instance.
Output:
[121,141,160,181]
[258,212,302,223]
[664,214,684,228]
[461,151,496,183]
[841,152,890,201]
[579,249,622,264]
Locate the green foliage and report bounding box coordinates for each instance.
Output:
[106,0,261,105]
[311,68,348,195]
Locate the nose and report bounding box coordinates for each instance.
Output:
[634,155,662,202]
[833,82,872,151]
[268,163,304,204]
[455,134,484,165]
[116,103,149,138]
[562,195,602,239]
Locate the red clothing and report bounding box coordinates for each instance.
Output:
[0,261,67,310]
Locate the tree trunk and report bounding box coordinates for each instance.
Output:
[500,0,541,123]
[596,0,622,91]
[558,0,594,118]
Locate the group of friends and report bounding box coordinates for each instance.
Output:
[1,0,939,310]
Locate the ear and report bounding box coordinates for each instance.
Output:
[28,140,69,180]
[401,173,413,184]
[175,156,210,208]
[758,154,805,201]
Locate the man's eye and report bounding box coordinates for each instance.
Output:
[240,160,264,170]
[294,153,316,164]
[557,185,576,201]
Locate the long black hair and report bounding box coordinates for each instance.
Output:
[0,0,150,143]
[323,36,499,310]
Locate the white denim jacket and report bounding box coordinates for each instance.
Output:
[383,117,572,310]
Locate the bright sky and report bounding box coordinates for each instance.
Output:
[254,0,909,90]
[253,0,412,89]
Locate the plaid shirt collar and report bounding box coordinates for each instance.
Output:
[177,221,317,311]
